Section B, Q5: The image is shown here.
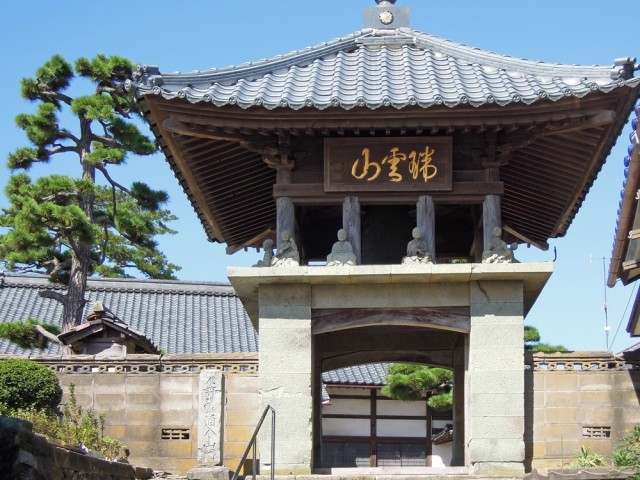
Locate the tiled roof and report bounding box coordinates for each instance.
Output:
[0,274,258,356]
[323,363,388,386]
[132,28,639,111]
[0,274,388,387]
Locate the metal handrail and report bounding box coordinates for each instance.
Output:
[231,405,275,480]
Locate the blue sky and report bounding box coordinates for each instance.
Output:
[0,1,638,352]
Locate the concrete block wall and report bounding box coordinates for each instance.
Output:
[59,373,200,475]
[528,356,640,471]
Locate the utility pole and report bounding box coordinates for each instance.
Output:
[589,254,610,350]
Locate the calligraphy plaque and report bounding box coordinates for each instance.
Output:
[324,137,452,192]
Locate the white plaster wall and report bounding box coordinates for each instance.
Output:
[377,399,426,416]
[323,418,370,436]
[323,398,370,415]
[377,419,427,437]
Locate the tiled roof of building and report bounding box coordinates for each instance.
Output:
[0,274,258,356]
[323,362,388,386]
[132,28,639,111]
[0,274,389,385]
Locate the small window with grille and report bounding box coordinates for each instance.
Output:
[582,426,611,438]
[161,428,190,440]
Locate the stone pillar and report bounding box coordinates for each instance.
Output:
[417,195,436,257]
[276,197,295,247]
[343,196,361,264]
[467,280,525,476]
[197,370,225,465]
[258,284,313,474]
[451,339,465,466]
[483,194,501,251]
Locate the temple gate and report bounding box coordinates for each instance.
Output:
[132,0,640,475]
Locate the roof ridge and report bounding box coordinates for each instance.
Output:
[405,28,621,79]
[134,29,372,87]
[1,274,237,296]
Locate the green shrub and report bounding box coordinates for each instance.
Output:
[570,446,606,468]
[0,358,62,411]
[613,424,640,469]
[1,382,128,461]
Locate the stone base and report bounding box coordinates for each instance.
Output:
[187,466,230,480]
[471,462,525,477]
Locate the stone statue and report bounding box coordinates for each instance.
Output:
[253,239,274,267]
[402,227,433,264]
[482,227,516,263]
[326,229,357,266]
[271,230,300,267]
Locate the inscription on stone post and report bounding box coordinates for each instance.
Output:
[198,369,224,465]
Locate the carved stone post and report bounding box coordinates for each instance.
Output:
[343,196,361,265]
[417,195,436,258]
[483,194,501,252]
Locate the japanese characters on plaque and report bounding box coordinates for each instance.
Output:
[324,138,452,192]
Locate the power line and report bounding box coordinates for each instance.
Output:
[611,281,638,350]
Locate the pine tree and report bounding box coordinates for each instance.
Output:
[382,325,567,409]
[0,55,179,335]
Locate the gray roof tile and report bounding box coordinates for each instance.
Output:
[323,363,388,386]
[132,28,639,111]
[0,275,258,356]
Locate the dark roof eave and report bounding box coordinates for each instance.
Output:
[608,104,640,287]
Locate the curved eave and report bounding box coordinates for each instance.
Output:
[131,28,636,112]
[608,103,640,288]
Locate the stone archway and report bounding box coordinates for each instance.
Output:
[314,323,466,469]
[229,262,552,476]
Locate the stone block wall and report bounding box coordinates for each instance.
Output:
[527,352,640,471]
[59,371,200,474]
[0,416,153,480]
[17,353,259,476]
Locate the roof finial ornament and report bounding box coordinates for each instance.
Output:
[365,0,409,29]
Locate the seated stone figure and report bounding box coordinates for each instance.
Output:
[271,230,300,267]
[482,227,515,263]
[326,229,357,266]
[253,238,274,267]
[402,227,433,264]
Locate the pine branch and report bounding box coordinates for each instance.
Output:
[39,289,66,303]
[34,324,63,345]
[95,164,131,195]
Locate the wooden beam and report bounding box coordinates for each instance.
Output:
[312,307,470,334]
[273,181,504,201]
[225,228,275,254]
[502,224,549,251]
[163,118,266,143]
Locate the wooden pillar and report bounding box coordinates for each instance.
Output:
[276,197,295,246]
[483,194,501,251]
[343,196,361,265]
[451,338,466,466]
[276,167,295,246]
[417,195,436,257]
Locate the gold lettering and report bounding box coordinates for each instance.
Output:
[381,147,406,182]
[409,146,438,181]
[351,148,381,181]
